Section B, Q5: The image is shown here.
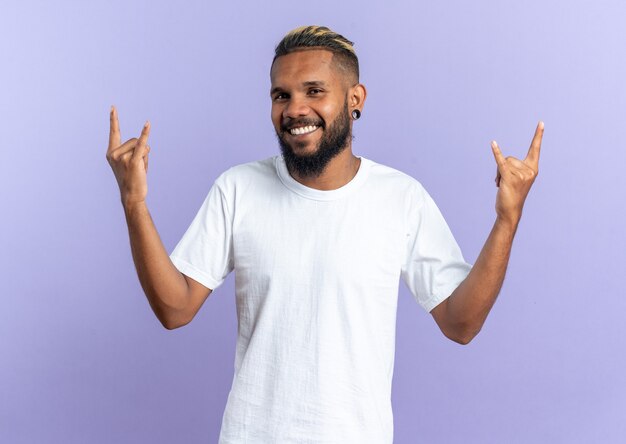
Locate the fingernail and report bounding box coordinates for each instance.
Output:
[144,120,149,128]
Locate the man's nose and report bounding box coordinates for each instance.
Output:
[282,96,310,119]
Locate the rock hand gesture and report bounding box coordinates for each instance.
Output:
[491,121,544,227]
[105,106,198,329]
[106,106,152,207]
[430,121,545,343]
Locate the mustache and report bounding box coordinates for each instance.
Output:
[281,118,324,132]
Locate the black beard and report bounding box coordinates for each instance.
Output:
[276,101,352,179]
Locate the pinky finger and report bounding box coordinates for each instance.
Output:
[144,145,150,172]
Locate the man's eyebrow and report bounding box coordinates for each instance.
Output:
[270,81,327,96]
[270,86,283,96]
[302,80,326,87]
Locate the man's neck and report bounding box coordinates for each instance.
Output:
[288,148,362,191]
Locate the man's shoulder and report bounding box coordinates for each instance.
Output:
[219,155,277,178]
[214,155,278,187]
[364,157,425,193]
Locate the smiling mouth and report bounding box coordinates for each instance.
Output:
[286,125,320,136]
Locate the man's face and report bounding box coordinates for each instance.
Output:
[270,49,352,178]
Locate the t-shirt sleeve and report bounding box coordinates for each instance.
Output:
[169,174,234,291]
[401,183,473,312]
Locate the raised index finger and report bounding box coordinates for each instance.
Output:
[108,105,121,152]
[524,120,544,169]
[491,140,506,170]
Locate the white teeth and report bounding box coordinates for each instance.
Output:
[289,125,318,135]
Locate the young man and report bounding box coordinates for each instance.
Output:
[107,25,543,444]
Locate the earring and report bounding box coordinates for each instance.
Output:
[351,109,361,120]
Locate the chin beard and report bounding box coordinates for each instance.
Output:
[276,101,352,179]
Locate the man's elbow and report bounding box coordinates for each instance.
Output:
[161,318,191,330]
[444,324,481,345]
[159,310,192,330]
[450,333,476,345]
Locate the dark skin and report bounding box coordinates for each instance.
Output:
[107,48,544,339]
[270,49,366,190]
[431,123,543,344]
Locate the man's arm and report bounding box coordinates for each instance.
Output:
[430,216,516,344]
[431,121,544,344]
[123,201,212,330]
[106,106,211,330]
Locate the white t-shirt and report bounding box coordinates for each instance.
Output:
[169,155,472,444]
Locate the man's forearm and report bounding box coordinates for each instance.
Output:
[123,201,190,329]
[443,216,518,341]
[434,121,543,344]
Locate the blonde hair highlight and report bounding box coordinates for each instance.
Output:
[272,25,359,82]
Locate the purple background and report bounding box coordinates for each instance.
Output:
[2,0,625,442]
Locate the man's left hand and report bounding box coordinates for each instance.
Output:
[491,121,544,226]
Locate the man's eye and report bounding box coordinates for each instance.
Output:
[274,94,288,101]
[309,89,322,94]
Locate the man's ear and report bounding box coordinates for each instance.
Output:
[348,83,367,112]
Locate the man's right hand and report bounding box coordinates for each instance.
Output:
[106,105,151,207]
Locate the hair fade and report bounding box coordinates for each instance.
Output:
[272,25,359,83]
